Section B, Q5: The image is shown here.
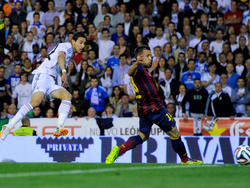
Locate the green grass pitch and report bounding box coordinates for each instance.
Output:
[0,163,248,188]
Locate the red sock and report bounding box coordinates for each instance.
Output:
[119,135,143,156]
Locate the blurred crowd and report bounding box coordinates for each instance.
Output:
[0,0,250,120]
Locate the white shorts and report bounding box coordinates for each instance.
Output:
[32,73,64,96]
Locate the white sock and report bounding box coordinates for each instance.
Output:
[8,103,33,129]
[57,100,71,128]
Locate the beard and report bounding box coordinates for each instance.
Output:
[144,61,152,68]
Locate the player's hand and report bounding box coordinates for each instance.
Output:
[61,73,69,88]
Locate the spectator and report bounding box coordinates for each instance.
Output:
[216,53,227,75]
[189,27,203,48]
[77,3,94,25]
[115,94,134,117]
[0,17,11,44]
[94,4,113,28]
[209,29,224,58]
[26,1,44,26]
[205,82,235,130]
[101,66,113,96]
[246,105,250,117]
[181,59,201,90]
[41,0,60,27]
[6,64,22,100]
[85,76,109,116]
[111,23,128,44]
[98,28,115,63]
[175,52,188,82]
[224,0,243,34]
[59,1,78,26]
[234,36,248,62]
[159,68,179,105]
[12,73,32,110]
[11,24,24,45]
[117,36,130,57]
[9,1,27,25]
[45,108,54,118]
[220,73,233,97]
[195,52,208,76]
[109,86,122,111]
[112,54,130,86]
[148,26,167,54]
[102,104,118,118]
[182,79,208,136]
[226,63,239,89]
[2,104,17,119]
[235,52,247,77]
[175,84,187,118]
[87,107,97,119]
[28,13,46,40]
[32,106,42,118]
[0,67,8,109]
[79,64,95,96]
[201,63,220,94]
[231,77,250,117]
[13,117,37,136]
[2,56,14,80]
[67,60,78,84]
[166,102,176,117]
[71,89,84,117]
[106,45,120,69]
[123,12,133,38]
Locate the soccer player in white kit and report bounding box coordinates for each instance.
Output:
[0,32,86,140]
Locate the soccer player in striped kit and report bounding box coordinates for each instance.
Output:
[0,32,86,140]
[106,46,202,165]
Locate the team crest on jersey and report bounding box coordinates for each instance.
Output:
[36,137,93,162]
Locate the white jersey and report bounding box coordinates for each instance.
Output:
[32,42,73,77]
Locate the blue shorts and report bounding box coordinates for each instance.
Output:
[139,107,176,135]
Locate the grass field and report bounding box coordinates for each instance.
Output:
[0,163,249,188]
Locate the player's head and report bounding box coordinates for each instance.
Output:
[134,45,152,68]
[72,32,86,53]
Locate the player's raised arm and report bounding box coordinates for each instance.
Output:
[58,51,68,87]
[128,61,141,76]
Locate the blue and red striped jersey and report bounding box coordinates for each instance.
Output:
[130,64,163,116]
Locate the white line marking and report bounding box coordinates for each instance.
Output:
[0,164,237,178]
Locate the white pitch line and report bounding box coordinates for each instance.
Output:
[0,164,236,178]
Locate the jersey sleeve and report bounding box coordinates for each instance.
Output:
[56,43,73,58]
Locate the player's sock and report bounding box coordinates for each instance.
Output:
[119,135,143,156]
[57,100,71,128]
[171,136,188,162]
[7,103,33,129]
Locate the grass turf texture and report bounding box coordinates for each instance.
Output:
[0,163,248,188]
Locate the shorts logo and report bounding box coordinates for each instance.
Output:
[36,137,94,162]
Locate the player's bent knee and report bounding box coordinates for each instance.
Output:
[167,127,180,140]
[62,91,72,101]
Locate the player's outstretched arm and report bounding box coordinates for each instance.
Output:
[128,61,141,76]
[58,52,68,87]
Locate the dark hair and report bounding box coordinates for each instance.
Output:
[72,32,86,41]
[33,12,40,18]
[102,28,110,33]
[103,66,113,79]
[90,76,98,80]
[134,45,150,57]
[194,78,201,82]
[105,104,115,111]
[188,58,195,64]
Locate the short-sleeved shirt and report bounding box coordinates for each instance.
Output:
[7,75,20,94]
[181,71,201,90]
[32,42,73,77]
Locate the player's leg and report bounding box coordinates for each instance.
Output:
[50,88,72,136]
[105,117,152,164]
[155,108,202,165]
[0,92,44,140]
